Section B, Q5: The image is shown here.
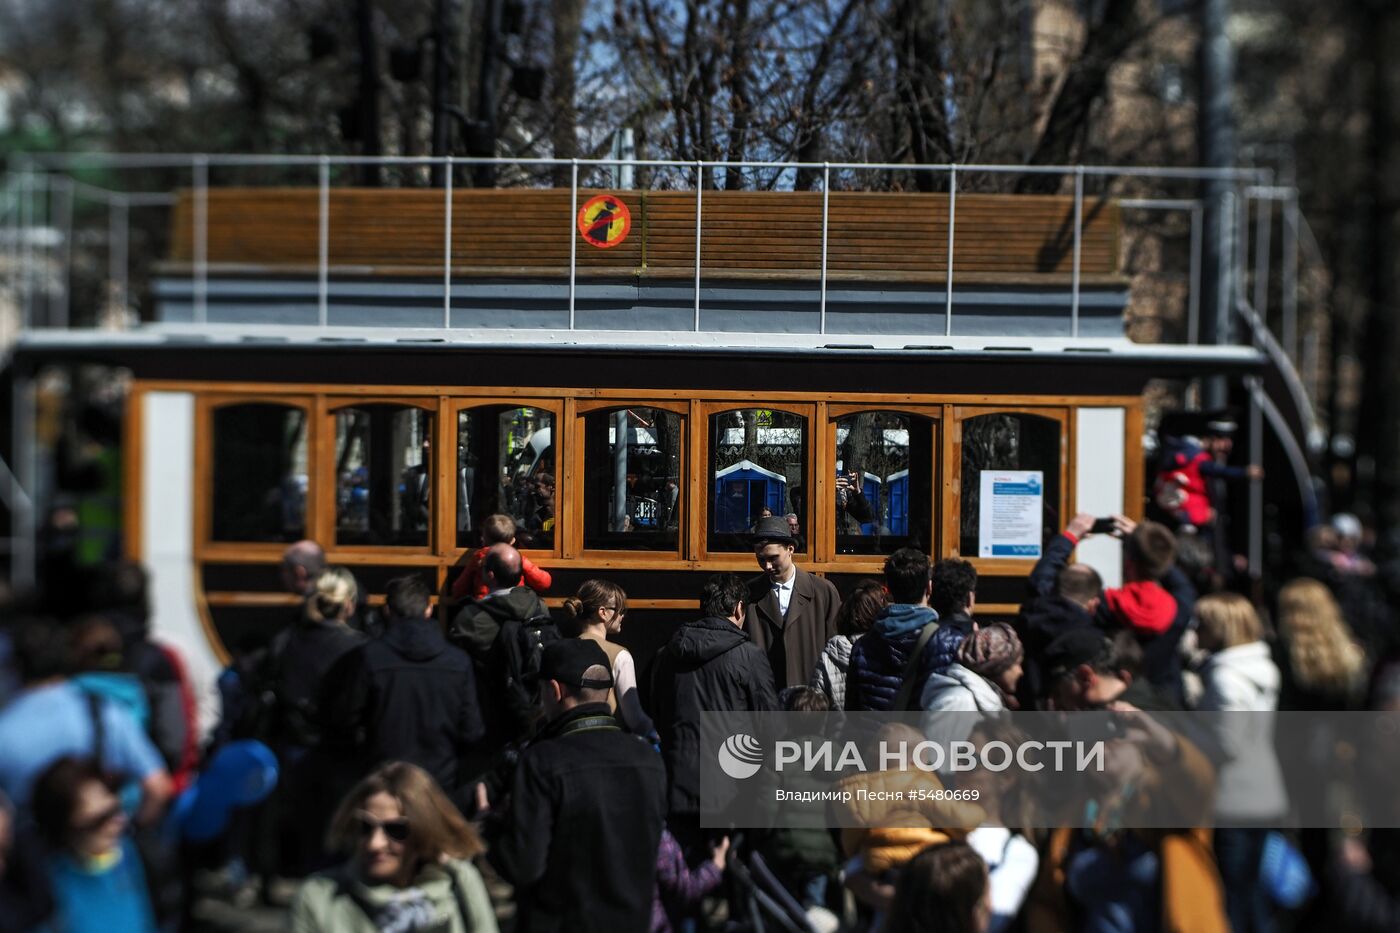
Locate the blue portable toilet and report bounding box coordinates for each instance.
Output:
[714,460,787,532]
[885,469,909,536]
[859,471,883,535]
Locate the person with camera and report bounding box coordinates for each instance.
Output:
[1029,513,1195,704]
[833,469,876,535]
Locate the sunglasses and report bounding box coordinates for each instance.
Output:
[355,813,411,843]
[71,803,124,835]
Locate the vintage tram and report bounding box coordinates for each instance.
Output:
[4,159,1297,725]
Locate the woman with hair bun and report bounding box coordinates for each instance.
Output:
[566,580,655,738]
[275,566,368,875]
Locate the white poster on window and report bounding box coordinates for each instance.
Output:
[978,470,1044,559]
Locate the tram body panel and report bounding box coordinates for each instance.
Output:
[1074,407,1128,588]
[137,390,223,735]
[9,337,1263,736]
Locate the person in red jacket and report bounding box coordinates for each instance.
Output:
[449,513,552,603]
[1030,514,1195,704]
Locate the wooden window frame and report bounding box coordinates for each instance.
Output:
[946,405,1071,575]
[697,400,817,568]
[824,404,943,568]
[196,393,317,561]
[444,397,565,561]
[569,399,689,564]
[321,397,440,556]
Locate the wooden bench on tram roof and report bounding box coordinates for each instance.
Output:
[166,187,1123,286]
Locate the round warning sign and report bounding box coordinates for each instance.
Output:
[577,194,632,248]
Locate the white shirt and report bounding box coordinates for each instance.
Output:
[771,570,796,616]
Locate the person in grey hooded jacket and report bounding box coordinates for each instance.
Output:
[920,623,1024,750]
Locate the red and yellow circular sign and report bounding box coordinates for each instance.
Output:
[577,194,632,249]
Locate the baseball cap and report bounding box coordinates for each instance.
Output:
[538,639,614,689]
[1043,627,1111,681]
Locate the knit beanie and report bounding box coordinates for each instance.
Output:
[957,622,1024,679]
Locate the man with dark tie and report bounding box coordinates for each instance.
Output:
[743,516,842,689]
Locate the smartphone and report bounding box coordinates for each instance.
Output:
[1090,517,1116,534]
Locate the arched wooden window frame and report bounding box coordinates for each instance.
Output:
[697,400,817,568]
[822,404,943,565]
[446,396,566,561]
[567,399,689,563]
[945,405,1071,576]
[195,394,316,561]
[319,396,440,556]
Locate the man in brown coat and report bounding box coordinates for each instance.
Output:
[744,516,842,689]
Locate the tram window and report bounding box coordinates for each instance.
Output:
[960,412,1062,558]
[211,403,308,542]
[708,408,808,552]
[457,407,554,550]
[334,405,433,547]
[583,408,682,552]
[834,412,933,555]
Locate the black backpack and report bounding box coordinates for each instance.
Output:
[517,615,561,688]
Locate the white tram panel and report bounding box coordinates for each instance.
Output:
[1074,407,1126,589]
[141,391,221,737]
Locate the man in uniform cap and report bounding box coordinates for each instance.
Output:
[744,516,842,690]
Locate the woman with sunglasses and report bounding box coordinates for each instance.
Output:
[292,761,497,933]
[30,756,157,933]
[565,580,655,738]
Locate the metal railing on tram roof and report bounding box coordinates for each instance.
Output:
[0,154,1305,348]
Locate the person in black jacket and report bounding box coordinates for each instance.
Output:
[1015,561,1101,707]
[493,639,666,933]
[323,575,485,812]
[1030,514,1194,705]
[448,544,558,755]
[267,567,366,875]
[650,574,778,846]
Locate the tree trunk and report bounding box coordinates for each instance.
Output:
[550,0,584,186]
[1354,0,1400,530]
[1016,0,1142,194]
[723,0,751,188]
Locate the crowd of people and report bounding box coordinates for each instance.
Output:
[2,501,1400,933]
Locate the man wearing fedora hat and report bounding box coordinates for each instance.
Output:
[745,516,842,689]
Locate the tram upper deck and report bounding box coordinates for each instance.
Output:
[152,187,1131,338]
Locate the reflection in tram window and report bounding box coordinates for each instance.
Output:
[709,408,807,552]
[834,412,933,555]
[960,412,1062,557]
[583,408,682,551]
[334,405,433,547]
[457,407,554,550]
[212,403,307,542]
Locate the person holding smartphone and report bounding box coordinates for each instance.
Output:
[1027,513,1196,706]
